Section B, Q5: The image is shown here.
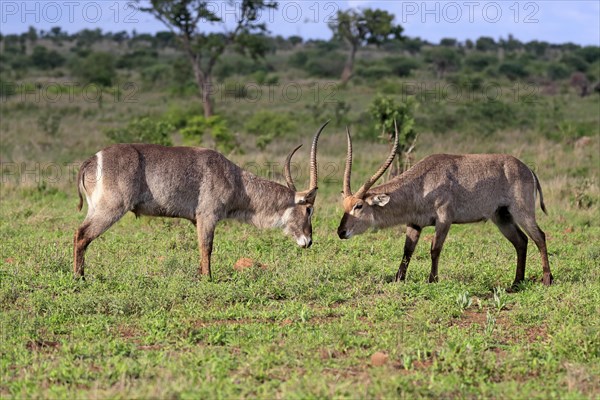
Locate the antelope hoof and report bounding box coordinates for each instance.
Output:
[428,275,438,283]
[395,272,406,282]
[542,273,553,286]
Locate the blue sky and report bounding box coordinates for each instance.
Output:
[1,1,599,45]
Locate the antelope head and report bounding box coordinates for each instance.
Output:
[337,121,399,239]
[280,121,329,248]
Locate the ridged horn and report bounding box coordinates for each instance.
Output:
[354,119,400,199]
[308,120,330,190]
[343,126,353,197]
[284,144,302,191]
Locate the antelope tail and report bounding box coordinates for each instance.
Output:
[76,159,91,212]
[532,170,547,215]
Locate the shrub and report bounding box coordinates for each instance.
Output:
[244,111,296,150]
[561,54,588,72]
[0,78,16,98]
[446,73,484,91]
[116,49,159,69]
[180,115,236,153]
[386,56,420,77]
[36,111,62,137]
[458,99,519,134]
[288,51,309,69]
[576,46,600,64]
[71,52,116,87]
[251,70,279,85]
[214,54,268,80]
[368,94,418,173]
[31,46,65,70]
[463,53,497,72]
[356,64,393,80]
[498,61,529,80]
[105,117,174,145]
[305,57,345,78]
[161,105,200,129]
[546,63,570,80]
[141,64,172,88]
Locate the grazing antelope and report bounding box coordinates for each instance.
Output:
[74,121,329,279]
[337,122,553,287]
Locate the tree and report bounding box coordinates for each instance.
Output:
[476,36,496,52]
[26,26,38,49]
[328,8,403,84]
[439,38,457,47]
[139,0,277,118]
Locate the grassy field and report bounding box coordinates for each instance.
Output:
[1,84,599,398]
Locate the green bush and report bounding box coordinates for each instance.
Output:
[116,49,159,69]
[180,115,236,153]
[161,104,200,129]
[251,70,279,85]
[458,99,521,134]
[288,51,309,68]
[561,54,588,72]
[214,54,268,80]
[368,94,418,173]
[244,111,296,150]
[387,56,420,77]
[0,78,16,97]
[546,63,570,80]
[356,64,393,80]
[463,53,497,72]
[446,73,484,90]
[141,64,172,88]
[31,46,65,70]
[71,52,116,87]
[36,111,62,137]
[576,46,600,64]
[105,117,174,145]
[498,61,529,80]
[305,57,345,78]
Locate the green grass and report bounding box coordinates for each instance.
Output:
[1,172,599,398]
[1,85,599,398]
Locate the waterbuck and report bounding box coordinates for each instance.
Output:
[337,122,553,287]
[74,121,329,279]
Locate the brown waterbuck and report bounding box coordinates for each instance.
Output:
[337,122,553,287]
[74,121,329,279]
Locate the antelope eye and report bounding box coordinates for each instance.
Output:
[355,204,363,210]
[307,207,313,217]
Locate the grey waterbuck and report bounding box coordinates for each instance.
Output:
[74,121,330,279]
[337,122,553,287]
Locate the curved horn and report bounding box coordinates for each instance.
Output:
[343,126,353,197]
[308,120,330,190]
[284,144,302,191]
[354,119,400,199]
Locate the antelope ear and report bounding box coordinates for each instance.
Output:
[366,194,390,207]
[295,188,317,205]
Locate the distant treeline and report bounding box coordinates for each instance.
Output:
[1,26,598,92]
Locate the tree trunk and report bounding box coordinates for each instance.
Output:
[341,44,357,84]
[202,78,214,118]
[190,57,214,118]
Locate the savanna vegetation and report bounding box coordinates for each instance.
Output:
[1,5,599,398]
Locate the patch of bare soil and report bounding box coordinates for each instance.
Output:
[233,258,267,271]
[451,310,490,329]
